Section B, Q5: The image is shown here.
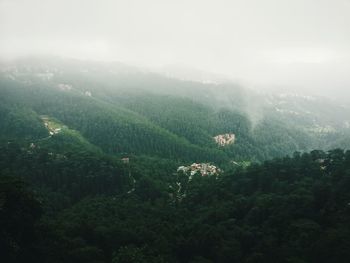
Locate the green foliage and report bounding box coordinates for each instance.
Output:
[2,146,350,262]
[1,59,350,262]
[0,71,328,163]
[0,102,47,142]
[0,143,130,203]
[0,176,42,263]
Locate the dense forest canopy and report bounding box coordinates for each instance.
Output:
[1,58,350,262]
[2,144,350,263]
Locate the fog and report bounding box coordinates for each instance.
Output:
[1,0,350,99]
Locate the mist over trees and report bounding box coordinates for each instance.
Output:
[1,0,350,261]
[0,57,350,262]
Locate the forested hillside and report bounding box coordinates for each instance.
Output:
[2,143,350,262]
[1,58,350,263]
[1,57,349,162]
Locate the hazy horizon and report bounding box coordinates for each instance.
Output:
[1,0,350,99]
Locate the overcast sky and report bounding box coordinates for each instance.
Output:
[1,0,349,97]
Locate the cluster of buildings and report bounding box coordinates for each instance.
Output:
[84,91,92,97]
[177,163,221,177]
[57,83,72,91]
[121,157,130,164]
[213,133,235,146]
[42,117,62,136]
[46,126,61,136]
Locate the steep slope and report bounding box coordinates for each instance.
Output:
[0,100,47,142]
[0,77,228,163]
[1,57,349,163]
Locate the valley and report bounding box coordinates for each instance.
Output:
[1,58,350,263]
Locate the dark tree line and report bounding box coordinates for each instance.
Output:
[1,147,350,262]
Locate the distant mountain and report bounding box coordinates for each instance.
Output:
[2,57,350,263]
[1,57,349,164]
